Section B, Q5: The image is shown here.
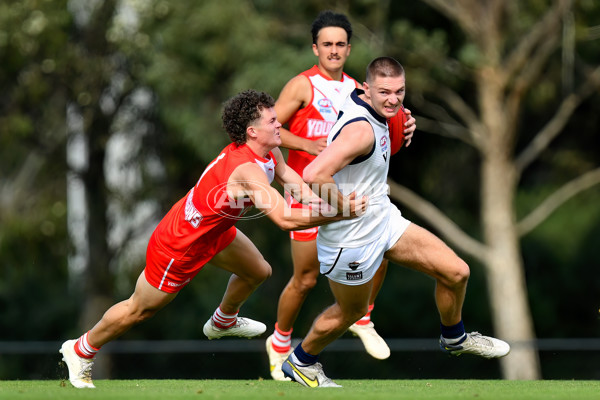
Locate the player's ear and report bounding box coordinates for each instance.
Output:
[312,43,319,57]
[246,125,257,140]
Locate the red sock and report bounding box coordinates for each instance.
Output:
[271,322,293,353]
[211,306,238,329]
[355,304,375,326]
[74,331,100,359]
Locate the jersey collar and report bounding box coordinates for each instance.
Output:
[350,89,387,125]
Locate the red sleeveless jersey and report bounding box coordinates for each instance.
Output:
[151,143,277,261]
[286,65,358,175]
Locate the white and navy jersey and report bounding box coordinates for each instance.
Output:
[318,89,392,248]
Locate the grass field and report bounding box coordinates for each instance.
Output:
[1,379,599,400]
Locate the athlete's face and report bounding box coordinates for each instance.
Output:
[312,27,351,75]
[363,74,406,119]
[249,107,282,149]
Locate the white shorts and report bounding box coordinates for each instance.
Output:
[317,204,411,285]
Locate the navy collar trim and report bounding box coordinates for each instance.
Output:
[350,89,388,125]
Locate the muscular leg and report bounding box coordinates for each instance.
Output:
[276,239,320,331]
[384,223,469,326]
[209,229,272,315]
[301,279,373,355]
[382,223,510,359]
[88,271,177,348]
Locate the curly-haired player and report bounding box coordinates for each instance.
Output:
[59,89,367,389]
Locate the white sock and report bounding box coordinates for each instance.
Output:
[272,323,292,353]
[75,331,99,359]
[212,306,238,329]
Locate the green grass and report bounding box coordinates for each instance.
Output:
[1,379,599,400]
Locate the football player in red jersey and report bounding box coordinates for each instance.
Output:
[59,89,367,389]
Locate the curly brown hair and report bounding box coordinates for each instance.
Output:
[222,90,275,145]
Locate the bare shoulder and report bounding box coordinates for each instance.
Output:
[335,120,375,155]
[276,74,312,107]
[341,119,374,136]
[230,161,267,183]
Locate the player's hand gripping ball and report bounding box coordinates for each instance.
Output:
[388,105,408,155]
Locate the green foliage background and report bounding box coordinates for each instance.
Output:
[0,0,598,380]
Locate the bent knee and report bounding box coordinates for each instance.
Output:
[291,274,318,295]
[448,260,470,286]
[249,260,272,285]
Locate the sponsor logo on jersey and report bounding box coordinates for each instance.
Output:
[346,271,363,281]
[307,119,335,138]
[167,278,191,287]
[318,98,332,108]
[317,98,333,114]
[348,261,360,270]
[380,135,389,153]
[185,188,203,228]
[380,135,389,162]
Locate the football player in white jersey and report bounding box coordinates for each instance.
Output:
[265,11,417,381]
[281,57,510,388]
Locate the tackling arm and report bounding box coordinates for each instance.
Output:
[230,162,365,231]
[303,120,374,212]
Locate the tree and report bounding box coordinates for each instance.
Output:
[385,0,600,379]
[0,0,75,343]
[64,0,171,377]
[2,0,598,380]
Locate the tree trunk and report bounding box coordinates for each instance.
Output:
[67,103,115,379]
[480,131,541,380]
[80,105,115,379]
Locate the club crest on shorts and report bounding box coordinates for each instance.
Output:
[348,261,360,270]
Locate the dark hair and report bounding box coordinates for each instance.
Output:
[311,10,352,44]
[222,90,275,145]
[365,56,405,83]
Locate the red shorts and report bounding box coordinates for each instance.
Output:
[290,225,318,241]
[144,226,237,293]
[286,193,318,242]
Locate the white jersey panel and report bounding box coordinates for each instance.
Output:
[306,73,357,138]
[254,157,276,184]
[318,89,392,248]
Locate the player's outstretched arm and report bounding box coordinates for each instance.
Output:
[231,162,365,231]
[271,148,319,205]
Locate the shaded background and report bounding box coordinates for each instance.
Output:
[0,0,598,380]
